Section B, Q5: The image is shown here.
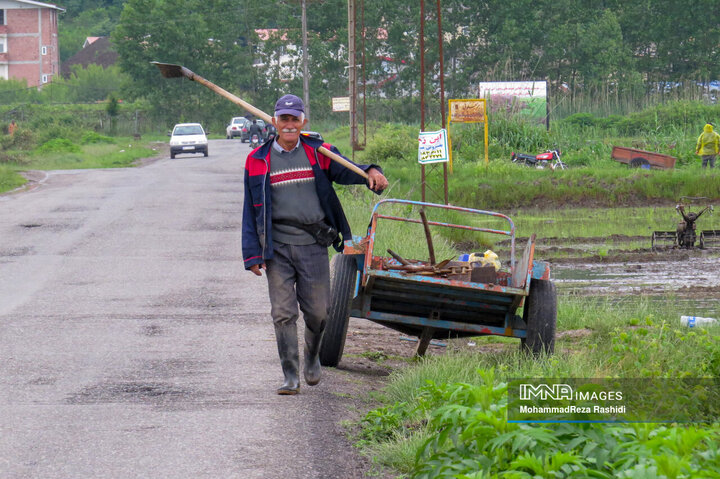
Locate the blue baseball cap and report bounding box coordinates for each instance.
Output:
[274,94,304,117]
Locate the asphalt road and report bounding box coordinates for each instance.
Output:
[0,140,371,478]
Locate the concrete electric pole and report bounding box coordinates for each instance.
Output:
[301,0,310,123]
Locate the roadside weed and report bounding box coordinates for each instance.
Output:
[356,297,720,477]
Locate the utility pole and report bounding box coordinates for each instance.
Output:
[301,0,310,123]
[420,0,448,204]
[348,0,358,153]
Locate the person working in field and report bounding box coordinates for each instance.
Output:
[695,123,720,168]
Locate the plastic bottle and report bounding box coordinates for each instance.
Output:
[680,315,718,327]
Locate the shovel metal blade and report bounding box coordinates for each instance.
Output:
[150,61,187,79]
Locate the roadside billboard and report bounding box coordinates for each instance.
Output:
[478,81,548,126]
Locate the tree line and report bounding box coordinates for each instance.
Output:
[15,0,720,125]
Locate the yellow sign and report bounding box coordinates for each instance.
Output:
[447,99,489,170]
[449,99,486,123]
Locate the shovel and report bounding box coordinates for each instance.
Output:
[151,62,369,180]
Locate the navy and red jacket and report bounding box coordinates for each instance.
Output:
[242,134,382,270]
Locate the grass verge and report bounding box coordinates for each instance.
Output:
[0,136,161,194]
[354,295,720,477]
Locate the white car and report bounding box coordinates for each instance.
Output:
[169,123,208,159]
[226,117,247,139]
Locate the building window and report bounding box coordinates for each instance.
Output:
[42,46,48,55]
[0,40,5,54]
[42,75,48,83]
[0,10,5,26]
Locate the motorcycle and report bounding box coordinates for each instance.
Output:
[511,149,567,170]
[249,134,261,149]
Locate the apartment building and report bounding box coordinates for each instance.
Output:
[0,0,64,88]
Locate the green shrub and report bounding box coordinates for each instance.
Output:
[560,100,720,136]
[0,150,24,164]
[564,112,598,128]
[80,131,115,145]
[0,128,35,151]
[37,138,81,154]
[35,124,83,145]
[362,123,418,164]
[411,373,720,478]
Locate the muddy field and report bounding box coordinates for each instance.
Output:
[541,235,720,308]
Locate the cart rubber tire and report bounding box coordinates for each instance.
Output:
[629,157,650,168]
[521,279,557,356]
[319,254,357,367]
[170,152,175,159]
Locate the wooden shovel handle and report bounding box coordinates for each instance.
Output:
[186,68,369,180]
[317,146,369,180]
[185,68,273,123]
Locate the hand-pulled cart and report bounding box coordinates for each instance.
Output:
[319,199,557,366]
[611,146,677,169]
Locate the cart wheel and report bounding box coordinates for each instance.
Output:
[629,157,650,168]
[521,279,557,356]
[319,254,358,367]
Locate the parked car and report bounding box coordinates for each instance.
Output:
[226,117,248,139]
[169,123,208,159]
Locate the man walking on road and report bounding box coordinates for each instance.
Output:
[242,94,388,395]
[695,123,720,168]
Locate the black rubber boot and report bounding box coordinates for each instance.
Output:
[304,322,325,386]
[274,323,300,395]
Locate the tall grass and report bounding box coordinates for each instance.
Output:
[24,140,157,171]
[0,164,26,192]
[0,135,161,194]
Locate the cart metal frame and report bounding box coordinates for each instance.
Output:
[319,199,557,365]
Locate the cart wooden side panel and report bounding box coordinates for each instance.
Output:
[611,146,676,169]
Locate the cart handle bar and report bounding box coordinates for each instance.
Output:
[375,214,513,237]
[367,199,516,274]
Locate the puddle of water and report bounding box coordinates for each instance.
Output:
[554,258,720,291]
[553,258,720,318]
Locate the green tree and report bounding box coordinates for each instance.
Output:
[44,65,129,103]
[113,0,259,126]
[0,78,40,104]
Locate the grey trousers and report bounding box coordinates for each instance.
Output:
[702,155,716,168]
[265,242,329,335]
